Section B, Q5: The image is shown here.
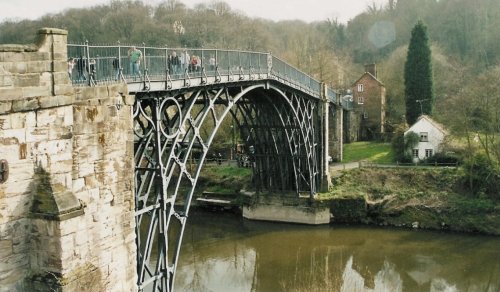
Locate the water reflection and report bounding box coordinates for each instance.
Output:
[175,210,500,291]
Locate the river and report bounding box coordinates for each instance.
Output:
[174,209,500,292]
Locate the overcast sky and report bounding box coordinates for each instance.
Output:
[0,0,387,23]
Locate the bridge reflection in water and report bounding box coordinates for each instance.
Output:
[68,43,339,291]
[174,210,500,292]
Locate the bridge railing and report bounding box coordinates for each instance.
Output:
[327,87,337,104]
[67,43,326,97]
[270,56,321,96]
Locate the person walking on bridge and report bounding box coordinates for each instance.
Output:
[180,50,190,74]
[170,51,180,75]
[128,46,142,80]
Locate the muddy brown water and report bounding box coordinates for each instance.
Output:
[173,209,500,292]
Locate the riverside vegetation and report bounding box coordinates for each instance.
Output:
[193,164,500,235]
[320,167,500,235]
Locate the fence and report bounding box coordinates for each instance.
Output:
[358,161,459,168]
[66,42,335,100]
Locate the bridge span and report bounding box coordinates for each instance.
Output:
[0,28,344,292]
[67,42,344,291]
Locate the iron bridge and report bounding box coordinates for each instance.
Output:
[68,43,338,292]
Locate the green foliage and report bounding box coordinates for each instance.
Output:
[404,21,434,125]
[442,66,500,167]
[206,165,252,178]
[424,152,460,165]
[391,123,412,162]
[342,142,394,163]
[197,165,252,194]
[325,167,462,201]
[462,153,500,200]
[404,131,420,152]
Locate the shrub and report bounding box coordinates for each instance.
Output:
[391,123,408,161]
[462,153,500,200]
[424,152,461,165]
[404,131,420,152]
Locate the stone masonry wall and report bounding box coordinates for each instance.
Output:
[0,28,136,291]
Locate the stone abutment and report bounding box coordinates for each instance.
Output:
[0,28,136,291]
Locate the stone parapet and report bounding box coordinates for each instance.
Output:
[0,28,136,291]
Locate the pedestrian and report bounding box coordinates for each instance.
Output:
[209,55,216,71]
[67,58,75,79]
[181,50,190,73]
[194,55,202,72]
[128,46,142,80]
[76,56,86,82]
[171,51,180,75]
[112,57,120,80]
[190,55,196,72]
[88,59,96,80]
[217,153,222,165]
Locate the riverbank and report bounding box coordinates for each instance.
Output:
[194,165,500,235]
[319,167,500,235]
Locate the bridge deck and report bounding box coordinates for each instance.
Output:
[67,44,338,102]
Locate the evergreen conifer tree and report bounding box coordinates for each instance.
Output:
[404,20,434,125]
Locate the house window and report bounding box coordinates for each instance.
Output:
[357,84,364,92]
[363,112,368,119]
[358,96,364,104]
[412,149,419,158]
[425,149,433,158]
[420,132,428,142]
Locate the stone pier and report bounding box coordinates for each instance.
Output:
[0,28,136,291]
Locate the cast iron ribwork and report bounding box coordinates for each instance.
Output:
[133,82,320,291]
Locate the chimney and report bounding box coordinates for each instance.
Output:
[365,63,377,78]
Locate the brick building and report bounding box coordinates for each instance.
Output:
[351,64,386,140]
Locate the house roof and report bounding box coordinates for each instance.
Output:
[352,72,385,87]
[407,115,448,135]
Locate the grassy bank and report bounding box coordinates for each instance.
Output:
[196,164,252,194]
[319,167,500,235]
[342,142,394,163]
[194,164,500,235]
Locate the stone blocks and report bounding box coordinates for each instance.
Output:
[0,28,136,291]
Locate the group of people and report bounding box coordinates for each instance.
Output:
[67,46,218,82]
[167,50,216,75]
[68,46,142,82]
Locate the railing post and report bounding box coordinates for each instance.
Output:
[267,52,272,75]
[215,49,218,70]
[142,42,150,90]
[201,46,204,72]
[165,44,170,76]
[142,42,147,78]
[117,41,124,81]
[85,40,91,86]
[258,53,261,76]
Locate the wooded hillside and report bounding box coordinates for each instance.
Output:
[1,0,499,128]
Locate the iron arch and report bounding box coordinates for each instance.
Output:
[133,81,320,291]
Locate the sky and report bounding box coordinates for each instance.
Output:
[0,0,387,24]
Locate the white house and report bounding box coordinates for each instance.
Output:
[404,115,447,161]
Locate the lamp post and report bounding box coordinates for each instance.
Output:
[230,123,235,161]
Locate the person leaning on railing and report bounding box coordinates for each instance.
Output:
[128,46,142,80]
[112,57,120,80]
[67,58,76,79]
